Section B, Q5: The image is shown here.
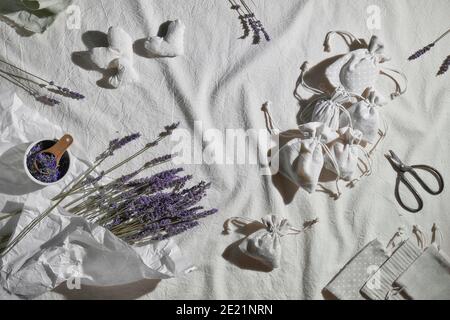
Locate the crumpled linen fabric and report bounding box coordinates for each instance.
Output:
[0,0,449,300]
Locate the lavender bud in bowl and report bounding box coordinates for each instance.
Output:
[23,140,71,185]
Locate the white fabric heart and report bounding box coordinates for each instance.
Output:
[144,20,185,57]
[89,26,138,88]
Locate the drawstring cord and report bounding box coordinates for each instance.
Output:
[385,227,407,255]
[413,225,427,250]
[223,216,256,234]
[321,142,342,198]
[323,30,362,52]
[224,216,319,237]
[380,67,408,99]
[385,286,405,300]
[261,101,280,136]
[285,218,319,236]
[431,223,444,251]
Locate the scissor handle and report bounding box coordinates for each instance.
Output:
[395,175,424,213]
[409,165,445,195]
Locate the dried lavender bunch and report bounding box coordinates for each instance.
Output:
[229,0,270,44]
[437,55,450,76]
[66,167,217,244]
[0,124,181,257]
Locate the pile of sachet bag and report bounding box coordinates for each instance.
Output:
[266,31,407,197]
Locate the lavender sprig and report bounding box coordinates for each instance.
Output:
[408,43,435,60]
[0,58,85,103]
[437,55,450,76]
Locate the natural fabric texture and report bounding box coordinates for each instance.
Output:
[394,244,450,300]
[0,0,449,300]
[340,89,386,144]
[324,127,363,181]
[360,238,422,300]
[324,239,390,300]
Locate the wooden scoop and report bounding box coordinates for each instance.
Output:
[34,134,73,174]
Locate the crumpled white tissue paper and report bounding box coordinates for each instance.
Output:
[0,89,194,299]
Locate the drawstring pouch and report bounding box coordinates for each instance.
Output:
[324,239,391,300]
[297,62,355,130]
[277,122,341,196]
[225,215,318,269]
[324,31,407,99]
[324,127,372,182]
[340,88,387,144]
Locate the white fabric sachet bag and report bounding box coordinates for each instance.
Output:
[324,239,390,300]
[324,32,406,99]
[393,244,450,300]
[324,127,368,181]
[340,89,387,144]
[283,122,339,194]
[226,215,318,270]
[309,87,353,130]
[360,238,423,300]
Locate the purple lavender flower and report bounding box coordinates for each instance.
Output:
[53,84,85,100]
[36,95,61,106]
[144,154,177,168]
[437,55,450,76]
[408,43,435,61]
[155,220,200,240]
[26,142,61,183]
[96,132,141,161]
[159,122,180,138]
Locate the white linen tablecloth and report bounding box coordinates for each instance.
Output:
[0,0,449,299]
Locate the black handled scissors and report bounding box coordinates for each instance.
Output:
[385,150,444,213]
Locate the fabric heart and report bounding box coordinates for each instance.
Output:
[89,26,138,88]
[144,20,185,57]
